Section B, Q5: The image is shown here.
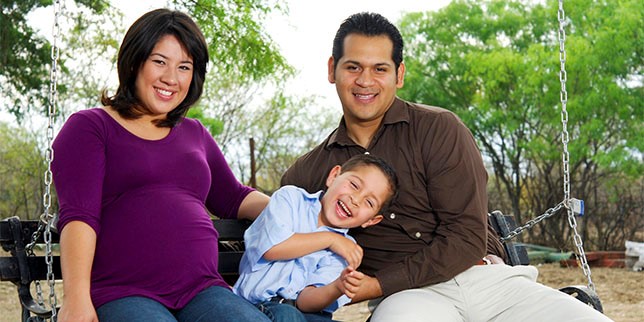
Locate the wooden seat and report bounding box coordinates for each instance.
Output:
[0,216,250,321]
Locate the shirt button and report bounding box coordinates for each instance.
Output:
[389,213,396,219]
[364,151,370,155]
[415,232,422,238]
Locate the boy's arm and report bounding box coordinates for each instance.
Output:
[264,232,363,269]
[296,267,365,312]
[296,284,342,313]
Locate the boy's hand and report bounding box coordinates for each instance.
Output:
[329,235,363,268]
[336,266,366,298]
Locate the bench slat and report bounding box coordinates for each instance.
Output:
[0,219,249,244]
[0,218,250,285]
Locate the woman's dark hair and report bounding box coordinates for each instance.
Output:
[101,8,209,127]
[331,12,404,74]
[340,153,399,213]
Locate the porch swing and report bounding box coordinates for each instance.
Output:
[487,0,603,312]
[0,0,604,321]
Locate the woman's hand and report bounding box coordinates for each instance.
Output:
[57,296,98,322]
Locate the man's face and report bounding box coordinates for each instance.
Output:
[328,34,405,128]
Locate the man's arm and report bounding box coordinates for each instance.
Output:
[374,111,490,296]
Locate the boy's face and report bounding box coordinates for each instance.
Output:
[319,164,388,229]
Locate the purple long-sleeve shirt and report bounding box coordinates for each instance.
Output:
[52,108,253,309]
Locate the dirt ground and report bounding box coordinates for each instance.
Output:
[0,263,641,322]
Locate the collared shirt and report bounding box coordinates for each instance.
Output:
[233,185,351,313]
[281,97,506,297]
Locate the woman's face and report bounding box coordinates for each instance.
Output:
[135,34,193,117]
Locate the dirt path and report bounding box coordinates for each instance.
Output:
[1,263,641,321]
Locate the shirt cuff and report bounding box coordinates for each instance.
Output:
[374,262,410,297]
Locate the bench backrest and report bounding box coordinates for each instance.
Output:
[0,218,249,286]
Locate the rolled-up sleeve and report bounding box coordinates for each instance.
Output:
[53,113,106,235]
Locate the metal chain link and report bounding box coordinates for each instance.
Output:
[500,202,565,242]
[40,0,63,319]
[558,0,594,292]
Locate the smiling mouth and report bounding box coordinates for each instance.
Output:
[156,88,174,97]
[337,200,353,217]
[354,93,376,100]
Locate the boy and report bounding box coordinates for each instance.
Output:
[233,154,398,322]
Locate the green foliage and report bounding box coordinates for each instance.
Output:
[173,0,293,85]
[0,122,49,219]
[0,0,110,121]
[1,0,53,120]
[187,106,224,135]
[59,2,123,114]
[399,0,643,249]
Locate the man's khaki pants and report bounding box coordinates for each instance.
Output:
[370,264,612,322]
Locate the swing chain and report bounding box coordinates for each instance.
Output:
[26,0,64,319]
[558,0,595,292]
[45,0,62,318]
[500,202,565,242]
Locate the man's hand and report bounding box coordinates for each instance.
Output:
[348,274,383,303]
[484,254,505,264]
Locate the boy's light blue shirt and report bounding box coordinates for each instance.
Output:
[233,185,352,313]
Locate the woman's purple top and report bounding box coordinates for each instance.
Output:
[52,108,253,309]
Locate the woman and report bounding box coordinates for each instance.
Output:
[52,8,271,322]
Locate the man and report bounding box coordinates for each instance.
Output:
[281,12,611,321]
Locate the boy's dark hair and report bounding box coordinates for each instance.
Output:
[101,8,209,128]
[340,154,399,213]
[332,12,404,74]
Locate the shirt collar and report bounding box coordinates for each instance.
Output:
[327,97,409,148]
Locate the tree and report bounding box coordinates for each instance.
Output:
[398,0,643,249]
[226,93,336,193]
[171,0,296,148]
[0,0,110,121]
[171,0,335,187]
[0,122,50,220]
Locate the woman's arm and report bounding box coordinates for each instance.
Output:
[57,221,98,322]
[237,190,270,221]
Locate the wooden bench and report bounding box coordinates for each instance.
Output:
[0,216,250,321]
[2,212,603,321]
[488,210,603,313]
[488,210,530,266]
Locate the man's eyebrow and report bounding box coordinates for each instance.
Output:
[341,60,393,69]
